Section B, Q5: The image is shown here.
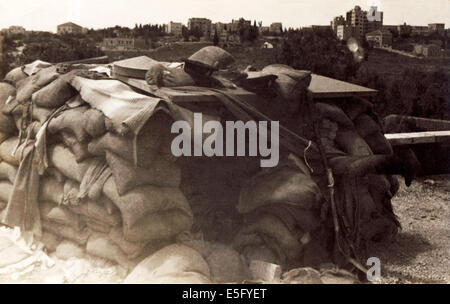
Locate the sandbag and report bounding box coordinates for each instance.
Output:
[69,197,121,227]
[315,102,354,129]
[109,227,147,259]
[32,70,79,108]
[49,145,94,182]
[46,205,85,231]
[42,220,90,245]
[0,137,22,166]
[48,106,90,142]
[238,165,322,214]
[0,161,17,183]
[0,82,17,134]
[123,244,211,284]
[39,177,64,205]
[0,181,13,202]
[342,98,373,121]
[123,209,194,242]
[335,129,372,156]
[0,132,11,146]
[354,114,382,139]
[145,62,195,87]
[364,131,393,155]
[15,66,59,104]
[86,233,138,271]
[106,151,181,195]
[88,111,174,168]
[83,108,106,138]
[40,231,61,252]
[22,60,52,76]
[59,132,91,162]
[85,218,112,234]
[369,174,393,206]
[204,243,251,283]
[102,177,192,229]
[261,64,311,102]
[3,67,28,86]
[233,213,304,267]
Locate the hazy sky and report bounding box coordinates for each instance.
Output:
[0,0,448,32]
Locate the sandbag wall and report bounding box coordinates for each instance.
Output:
[0,65,193,271]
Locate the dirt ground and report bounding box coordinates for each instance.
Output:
[369,174,449,284]
[0,175,448,284]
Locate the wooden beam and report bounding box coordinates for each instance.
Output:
[385,131,450,145]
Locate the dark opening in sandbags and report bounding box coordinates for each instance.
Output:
[105,151,181,195]
[58,132,91,163]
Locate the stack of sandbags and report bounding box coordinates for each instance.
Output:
[232,157,329,269]
[0,61,193,272]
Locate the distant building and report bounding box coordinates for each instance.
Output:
[211,22,228,35]
[229,18,251,33]
[6,26,26,35]
[414,44,441,57]
[101,37,147,51]
[167,21,183,37]
[331,16,347,33]
[336,24,352,41]
[383,25,399,35]
[428,23,445,34]
[270,22,283,34]
[366,29,393,47]
[188,18,212,38]
[57,22,83,35]
[347,5,368,40]
[259,26,270,34]
[366,6,383,32]
[311,25,332,31]
[411,25,429,36]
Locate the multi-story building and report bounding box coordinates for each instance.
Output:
[428,23,445,34]
[6,26,26,35]
[414,44,441,57]
[270,22,283,34]
[57,22,83,35]
[167,22,183,37]
[101,37,147,51]
[259,26,270,34]
[366,6,383,33]
[229,18,251,33]
[347,5,368,40]
[336,24,352,41]
[211,22,229,35]
[331,16,347,33]
[187,18,212,38]
[366,29,393,47]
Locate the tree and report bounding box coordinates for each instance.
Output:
[213,29,219,46]
[181,26,189,41]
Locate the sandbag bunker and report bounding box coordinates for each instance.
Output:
[0,47,419,283]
